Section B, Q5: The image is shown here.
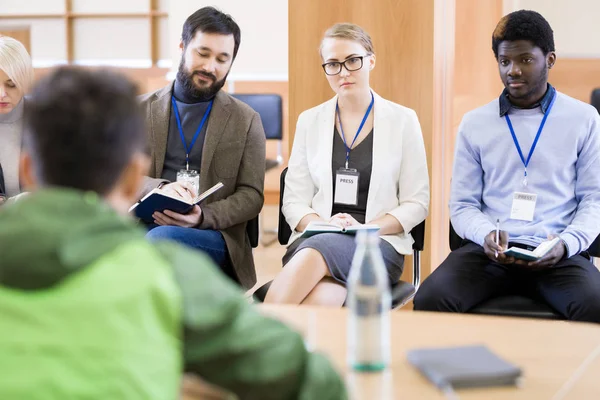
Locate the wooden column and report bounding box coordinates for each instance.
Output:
[289,0,455,281]
[453,0,504,133]
[430,0,504,268]
[64,0,73,63]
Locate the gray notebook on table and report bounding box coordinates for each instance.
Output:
[407,345,522,389]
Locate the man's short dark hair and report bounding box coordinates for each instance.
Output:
[492,10,555,58]
[24,67,146,196]
[181,6,241,59]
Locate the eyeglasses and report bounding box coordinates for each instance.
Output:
[322,55,370,76]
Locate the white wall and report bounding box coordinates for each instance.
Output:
[168,0,288,81]
[506,0,600,58]
[1,0,287,74]
[73,18,152,67]
[0,0,170,67]
[0,18,67,65]
[1,0,65,14]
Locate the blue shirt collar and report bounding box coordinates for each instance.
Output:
[499,83,555,117]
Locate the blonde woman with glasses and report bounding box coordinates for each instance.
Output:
[0,36,33,204]
[265,23,430,306]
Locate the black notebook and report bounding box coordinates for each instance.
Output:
[129,182,223,223]
[407,345,522,389]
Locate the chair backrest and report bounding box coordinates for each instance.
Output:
[278,167,292,245]
[247,216,259,248]
[0,163,5,197]
[587,235,600,258]
[411,220,426,251]
[277,166,426,251]
[449,222,463,251]
[231,94,283,140]
[591,88,600,114]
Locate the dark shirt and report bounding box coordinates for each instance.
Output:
[498,83,555,117]
[161,80,213,182]
[331,127,374,224]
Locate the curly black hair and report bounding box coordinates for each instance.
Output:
[492,10,555,58]
[24,67,146,195]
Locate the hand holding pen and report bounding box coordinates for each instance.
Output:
[495,219,500,258]
[483,222,512,263]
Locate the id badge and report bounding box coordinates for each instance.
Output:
[177,169,200,195]
[334,168,360,205]
[510,192,537,221]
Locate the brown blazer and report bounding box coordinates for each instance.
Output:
[139,84,266,289]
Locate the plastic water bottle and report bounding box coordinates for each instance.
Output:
[347,230,391,371]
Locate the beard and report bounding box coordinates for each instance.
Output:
[176,56,229,102]
[507,65,549,102]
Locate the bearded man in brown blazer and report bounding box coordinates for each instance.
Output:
[139,7,265,289]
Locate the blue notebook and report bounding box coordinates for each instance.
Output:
[130,182,223,223]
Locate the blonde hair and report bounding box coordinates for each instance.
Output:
[0,36,33,94]
[320,23,375,57]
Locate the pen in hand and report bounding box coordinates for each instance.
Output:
[495,219,500,258]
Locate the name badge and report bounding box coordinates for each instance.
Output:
[334,168,360,205]
[177,169,200,195]
[510,192,537,221]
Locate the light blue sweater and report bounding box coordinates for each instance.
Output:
[450,90,600,257]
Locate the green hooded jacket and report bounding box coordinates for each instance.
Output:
[0,189,347,400]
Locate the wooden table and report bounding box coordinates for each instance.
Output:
[260,305,600,399]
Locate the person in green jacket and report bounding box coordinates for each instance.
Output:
[0,66,347,400]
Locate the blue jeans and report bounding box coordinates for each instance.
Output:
[146,225,236,281]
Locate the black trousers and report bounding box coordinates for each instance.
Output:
[414,242,600,323]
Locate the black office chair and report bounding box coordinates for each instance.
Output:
[450,222,600,320]
[232,93,284,245]
[246,215,259,248]
[590,88,600,114]
[253,167,424,309]
[231,93,283,171]
[0,163,5,200]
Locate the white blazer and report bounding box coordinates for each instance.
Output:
[283,91,430,255]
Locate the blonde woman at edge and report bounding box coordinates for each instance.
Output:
[0,36,33,204]
[265,23,429,306]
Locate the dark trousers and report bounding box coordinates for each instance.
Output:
[414,242,600,323]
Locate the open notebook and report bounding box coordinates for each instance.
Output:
[130,182,223,223]
[300,221,380,239]
[502,237,561,261]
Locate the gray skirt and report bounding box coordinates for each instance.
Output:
[282,233,405,285]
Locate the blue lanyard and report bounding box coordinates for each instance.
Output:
[171,96,213,170]
[504,89,556,185]
[336,92,374,169]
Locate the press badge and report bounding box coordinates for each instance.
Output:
[177,169,200,195]
[334,168,360,205]
[510,192,537,221]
